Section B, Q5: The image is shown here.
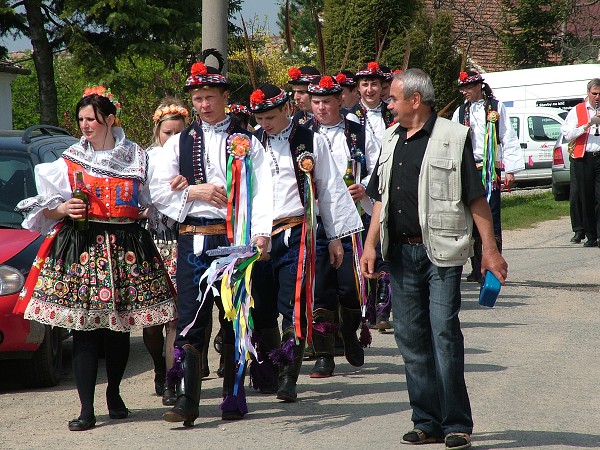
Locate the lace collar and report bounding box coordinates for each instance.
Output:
[63,127,147,182]
[201,116,231,133]
[267,120,294,141]
[361,100,382,113]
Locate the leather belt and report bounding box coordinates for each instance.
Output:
[585,150,600,158]
[475,161,502,170]
[399,235,423,244]
[179,223,226,236]
[272,216,304,236]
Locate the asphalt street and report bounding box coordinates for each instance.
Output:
[0,216,598,449]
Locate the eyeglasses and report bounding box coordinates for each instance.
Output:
[589,92,600,96]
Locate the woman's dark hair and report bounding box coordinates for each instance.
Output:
[75,94,117,129]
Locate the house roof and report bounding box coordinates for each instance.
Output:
[0,60,31,76]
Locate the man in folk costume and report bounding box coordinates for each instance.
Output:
[288,65,321,126]
[335,70,359,112]
[561,78,600,247]
[302,75,380,377]
[452,70,523,281]
[349,61,396,331]
[148,50,273,425]
[248,83,363,401]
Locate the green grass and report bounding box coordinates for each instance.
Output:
[501,191,570,230]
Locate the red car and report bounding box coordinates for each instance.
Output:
[0,126,77,387]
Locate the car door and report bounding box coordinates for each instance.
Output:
[521,113,563,181]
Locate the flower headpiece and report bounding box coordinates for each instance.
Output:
[152,104,190,124]
[227,104,251,117]
[184,49,230,92]
[83,85,121,117]
[335,70,356,87]
[308,75,343,96]
[458,71,484,87]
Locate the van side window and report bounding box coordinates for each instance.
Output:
[510,117,519,137]
[527,116,562,141]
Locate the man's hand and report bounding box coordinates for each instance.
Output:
[481,247,508,285]
[360,243,378,279]
[170,175,189,191]
[348,183,366,202]
[187,183,228,207]
[328,239,344,269]
[504,172,515,188]
[254,236,271,261]
[590,115,600,126]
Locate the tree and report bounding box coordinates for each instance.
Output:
[499,0,565,68]
[276,0,324,66]
[1,0,243,125]
[322,0,421,73]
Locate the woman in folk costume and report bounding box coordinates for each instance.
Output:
[13,86,177,431]
[248,83,363,402]
[147,49,273,426]
[143,98,191,406]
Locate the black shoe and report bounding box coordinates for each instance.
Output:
[109,408,129,419]
[309,356,335,378]
[162,387,176,406]
[68,416,96,431]
[570,231,585,243]
[107,392,128,419]
[583,239,598,247]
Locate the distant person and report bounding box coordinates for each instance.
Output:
[361,68,508,450]
[288,65,321,126]
[568,152,584,243]
[335,70,359,111]
[14,86,177,431]
[561,78,600,247]
[452,70,523,282]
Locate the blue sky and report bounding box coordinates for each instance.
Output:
[2,0,281,52]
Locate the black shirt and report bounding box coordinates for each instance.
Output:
[366,112,485,242]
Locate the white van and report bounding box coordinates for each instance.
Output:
[505,107,568,182]
[483,64,600,111]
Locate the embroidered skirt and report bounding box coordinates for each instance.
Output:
[23,220,177,332]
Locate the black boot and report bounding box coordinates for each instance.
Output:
[276,328,306,402]
[373,272,392,330]
[162,344,202,427]
[309,309,336,378]
[339,306,365,367]
[201,319,211,378]
[221,343,247,420]
[250,327,281,394]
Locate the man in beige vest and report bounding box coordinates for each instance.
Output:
[360,69,507,450]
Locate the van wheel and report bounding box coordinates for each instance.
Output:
[22,325,63,388]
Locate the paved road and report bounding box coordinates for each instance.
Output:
[1,216,599,449]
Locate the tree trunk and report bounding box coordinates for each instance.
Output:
[23,0,58,126]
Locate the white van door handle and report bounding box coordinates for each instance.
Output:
[520,143,527,149]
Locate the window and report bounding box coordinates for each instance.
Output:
[527,116,562,141]
[510,117,520,138]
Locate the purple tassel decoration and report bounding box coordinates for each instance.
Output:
[220,384,248,414]
[166,346,185,387]
[249,355,278,391]
[269,337,294,366]
[359,320,372,348]
[313,321,338,336]
[366,291,376,324]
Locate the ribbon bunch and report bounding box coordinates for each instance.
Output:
[226,133,253,245]
[482,108,500,200]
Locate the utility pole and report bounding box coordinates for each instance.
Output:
[202,0,229,73]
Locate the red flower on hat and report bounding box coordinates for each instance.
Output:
[459,71,468,82]
[336,73,347,84]
[319,76,334,89]
[288,67,301,80]
[368,62,379,72]
[393,69,403,75]
[191,62,208,76]
[250,89,266,105]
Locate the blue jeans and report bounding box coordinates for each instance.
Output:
[389,243,473,437]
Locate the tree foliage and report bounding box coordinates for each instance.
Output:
[499,0,566,68]
[276,0,323,65]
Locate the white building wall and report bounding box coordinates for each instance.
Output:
[0,72,18,130]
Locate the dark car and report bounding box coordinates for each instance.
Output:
[0,125,77,387]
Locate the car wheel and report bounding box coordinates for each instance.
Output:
[22,325,63,388]
[552,183,569,201]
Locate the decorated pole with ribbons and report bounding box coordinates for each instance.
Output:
[482,108,499,201]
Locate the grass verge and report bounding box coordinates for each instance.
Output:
[501,191,570,231]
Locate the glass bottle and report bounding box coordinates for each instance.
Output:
[343,160,355,187]
[72,170,89,231]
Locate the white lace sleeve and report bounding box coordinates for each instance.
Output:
[16,158,70,234]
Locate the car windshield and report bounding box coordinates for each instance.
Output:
[0,151,37,228]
